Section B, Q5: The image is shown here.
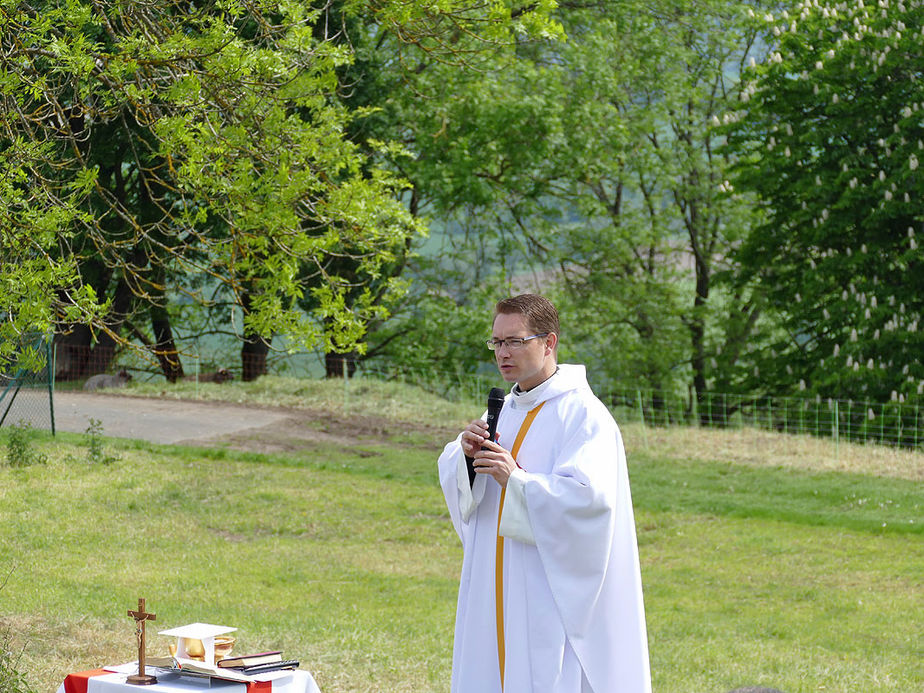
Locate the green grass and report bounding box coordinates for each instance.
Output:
[0,381,922,693]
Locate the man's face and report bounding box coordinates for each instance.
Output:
[492,312,556,390]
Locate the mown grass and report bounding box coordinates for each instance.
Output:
[1,380,921,693]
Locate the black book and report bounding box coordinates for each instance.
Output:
[239,659,299,674]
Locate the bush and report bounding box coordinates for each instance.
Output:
[2,422,47,468]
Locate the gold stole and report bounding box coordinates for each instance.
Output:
[495,402,545,690]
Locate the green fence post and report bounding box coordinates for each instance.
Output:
[847,399,853,445]
[834,400,839,459]
[48,339,56,436]
[897,403,903,448]
[879,400,885,444]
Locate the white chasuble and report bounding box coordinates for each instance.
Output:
[438,364,651,693]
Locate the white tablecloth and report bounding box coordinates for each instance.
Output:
[56,668,321,693]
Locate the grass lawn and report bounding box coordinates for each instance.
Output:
[0,379,921,692]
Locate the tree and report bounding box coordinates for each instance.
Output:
[368,0,771,412]
[725,0,924,403]
[0,0,559,380]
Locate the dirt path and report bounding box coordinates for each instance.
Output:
[10,389,449,454]
[21,390,291,445]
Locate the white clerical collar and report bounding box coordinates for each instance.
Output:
[511,366,560,410]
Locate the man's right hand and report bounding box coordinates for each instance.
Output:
[460,419,490,457]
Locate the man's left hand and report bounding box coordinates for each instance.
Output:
[472,439,517,487]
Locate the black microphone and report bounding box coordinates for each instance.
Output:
[466,387,506,488]
[485,387,505,445]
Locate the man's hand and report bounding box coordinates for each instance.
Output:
[460,419,489,458]
[473,439,517,487]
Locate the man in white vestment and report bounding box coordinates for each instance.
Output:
[438,294,651,693]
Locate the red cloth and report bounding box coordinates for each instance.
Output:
[247,681,273,693]
[63,669,109,693]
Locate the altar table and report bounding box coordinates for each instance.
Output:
[57,666,321,693]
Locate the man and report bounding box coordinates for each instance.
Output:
[438,294,651,692]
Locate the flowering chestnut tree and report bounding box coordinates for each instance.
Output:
[726,0,924,403]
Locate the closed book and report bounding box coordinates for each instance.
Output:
[240,659,299,674]
[216,651,283,668]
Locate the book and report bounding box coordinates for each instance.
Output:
[217,651,283,668]
[239,660,299,674]
[145,656,255,682]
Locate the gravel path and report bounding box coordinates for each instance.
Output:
[7,389,290,444]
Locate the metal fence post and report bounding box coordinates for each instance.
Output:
[48,339,56,436]
[833,400,839,459]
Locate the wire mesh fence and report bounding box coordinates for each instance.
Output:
[14,338,924,455]
[605,388,923,451]
[0,339,55,434]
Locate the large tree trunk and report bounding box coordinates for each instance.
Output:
[325,351,358,378]
[52,325,93,380]
[241,335,270,381]
[239,291,271,381]
[86,272,134,375]
[151,305,183,382]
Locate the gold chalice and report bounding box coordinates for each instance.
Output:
[214,636,235,662]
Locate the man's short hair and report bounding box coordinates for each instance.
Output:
[494,294,560,339]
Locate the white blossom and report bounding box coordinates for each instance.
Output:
[910,154,919,170]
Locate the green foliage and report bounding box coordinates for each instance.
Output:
[724,1,924,402]
[366,0,774,399]
[82,418,119,465]
[0,620,34,693]
[0,569,33,693]
[2,421,47,468]
[0,0,559,374]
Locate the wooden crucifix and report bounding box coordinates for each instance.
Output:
[126,598,158,685]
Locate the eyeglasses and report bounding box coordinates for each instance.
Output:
[485,333,549,351]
